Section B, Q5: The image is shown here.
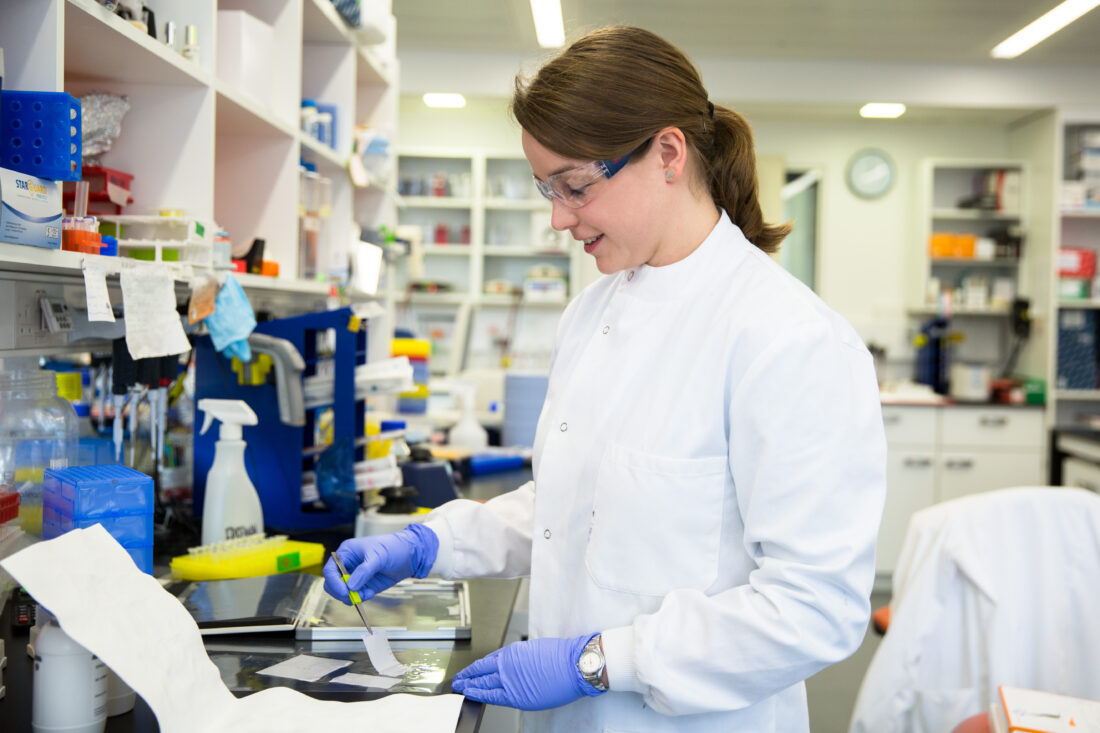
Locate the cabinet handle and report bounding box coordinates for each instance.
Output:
[979,416,1008,427]
[903,457,933,468]
[883,414,901,426]
[945,458,974,470]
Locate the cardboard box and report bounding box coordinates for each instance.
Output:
[1059,247,1097,278]
[0,166,62,248]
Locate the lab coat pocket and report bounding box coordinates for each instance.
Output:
[911,688,981,733]
[586,442,727,596]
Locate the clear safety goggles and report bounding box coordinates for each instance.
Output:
[532,149,637,208]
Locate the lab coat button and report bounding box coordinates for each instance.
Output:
[627,271,635,281]
[601,325,610,334]
[560,422,567,432]
[543,529,551,539]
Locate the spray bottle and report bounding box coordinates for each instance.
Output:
[198,399,263,545]
[448,382,488,450]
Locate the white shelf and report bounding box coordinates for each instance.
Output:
[1058,300,1100,309]
[233,272,332,295]
[216,82,297,139]
[303,0,353,44]
[300,133,348,171]
[358,48,393,87]
[421,245,474,256]
[484,246,570,258]
[484,198,549,211]
[929,257,1019,267]
[1055,390,1100,401]
[478,295,566,308]
[930,208,1021,220]
[401,196,475,210]
[404,292,468,305]
[1061,208,1100,218]
[908,306,1010,317]
[64,0,210,87]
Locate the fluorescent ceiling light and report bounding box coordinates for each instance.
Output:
[423,93,466,109]
[530,0,565,48]
[860,103,907,119]
[991,0,1100,59]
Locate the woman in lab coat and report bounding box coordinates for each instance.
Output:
[324,26,887,732]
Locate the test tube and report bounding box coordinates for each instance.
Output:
[73,180,89,222]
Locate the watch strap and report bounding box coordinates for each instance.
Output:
[577,633,608,692]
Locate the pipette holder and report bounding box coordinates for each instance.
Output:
[0,91,82,181]
[193,307,367,531]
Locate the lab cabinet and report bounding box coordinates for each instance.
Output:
[878,404,1045,576]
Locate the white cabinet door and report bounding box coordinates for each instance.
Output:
[879,449,937,574]
[882,405,938,445]
[938,450,1044,503]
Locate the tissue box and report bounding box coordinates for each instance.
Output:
[0,166,61,248]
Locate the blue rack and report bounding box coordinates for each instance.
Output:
[193,307,366,532]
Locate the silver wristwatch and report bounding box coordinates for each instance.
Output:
[577,634,608,691]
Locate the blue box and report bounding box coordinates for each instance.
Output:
[1057,309,1098,389]
[42,506,152,546]
[76,437,118,467]
[125,545,153,574]
[0,90,81,181]
[43,464,153,519]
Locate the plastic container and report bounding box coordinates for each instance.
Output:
[198,399,264,545]
[41,464,154,519]
[0,90,82,181]
[31,619,108,733]
[0,370,78,536]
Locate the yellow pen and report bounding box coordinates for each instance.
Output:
[330,551,373,634]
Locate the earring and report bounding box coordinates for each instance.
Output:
[665,170,674,181]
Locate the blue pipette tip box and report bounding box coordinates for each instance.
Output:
[43,464,153,519]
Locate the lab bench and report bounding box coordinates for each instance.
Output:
[0,469,532,732]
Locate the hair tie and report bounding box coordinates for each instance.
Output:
[708,101,715,118]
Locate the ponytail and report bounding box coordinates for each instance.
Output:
[703,105,791,254]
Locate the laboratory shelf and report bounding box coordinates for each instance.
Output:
[484,246,570,258]
[1054,390,1100,401]
[405,292,468,305]
[477,295,567,308]
[357,48,393,87]
[484,198,550,211]
[421,245,474,256]
[907,306,1010,317]
[299,133,348,171]
[215,82,298,140]
[64,0,211,87]
[1061,209,1100,218]
[1058,299,1100,309]
[233,272,332,295]
[303,0,353,45]
[929,257,1019,267]
[400,196,476,210]
[930,208,1021,220]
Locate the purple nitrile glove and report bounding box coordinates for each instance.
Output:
[451,634,605,711]
[322,524,439,604]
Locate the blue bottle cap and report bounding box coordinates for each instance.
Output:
[381,420,406,431]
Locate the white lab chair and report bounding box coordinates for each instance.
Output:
[849,486,1100,733]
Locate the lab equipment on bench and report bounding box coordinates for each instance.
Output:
[32,616,107,733]
[169,534,326,581]
[168,572,471,640]
[355,484,431,538]
[198,399,264,545]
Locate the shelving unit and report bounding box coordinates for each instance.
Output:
[912,159,1029,372]
[0,0,398,295]
[1052,121,1100,429]
[390,149,579,376]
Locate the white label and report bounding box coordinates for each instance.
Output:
[83,263,116,323]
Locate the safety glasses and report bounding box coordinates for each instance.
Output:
[532,148,637,209]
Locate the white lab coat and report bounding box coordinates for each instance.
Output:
[425,211,886,732]
[849,487,1100,733]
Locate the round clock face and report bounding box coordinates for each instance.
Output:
[846,149,895,199]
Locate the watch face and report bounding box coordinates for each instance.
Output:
[579,650,602,675]
[847,149,895,199]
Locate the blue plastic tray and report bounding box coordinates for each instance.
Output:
[0,90,82,181]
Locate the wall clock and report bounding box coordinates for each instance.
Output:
[846,148,895,200]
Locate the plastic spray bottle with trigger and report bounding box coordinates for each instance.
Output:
[198,399,264,545]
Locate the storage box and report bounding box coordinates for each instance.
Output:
[0,90,81,181]
[216,10,273,109]
[1058,278,1090,300]
[1057,309,1099,389]
[42,464,153,519]
[0,166,62,248]
[1059,247,1097,278]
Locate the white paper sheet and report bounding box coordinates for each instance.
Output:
[82,262,115,322]
[258,655,351,683]
[119,266,190,359]
[0,526,464,733]
[331,672,401,690]
[363,630,408,677]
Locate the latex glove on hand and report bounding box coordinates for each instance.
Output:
[451,634,605,711]
[322,524,439,603]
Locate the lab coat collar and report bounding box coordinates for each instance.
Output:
[617,209,751,301]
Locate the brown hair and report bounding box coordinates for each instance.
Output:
[511,26,790,253]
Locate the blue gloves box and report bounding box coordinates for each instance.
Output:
[1057,309,1099,389]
